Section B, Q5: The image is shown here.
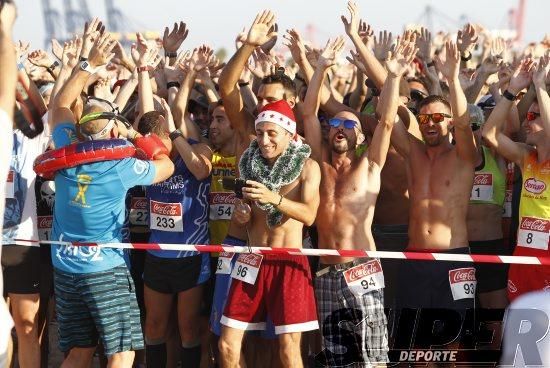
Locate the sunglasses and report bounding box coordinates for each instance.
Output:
[526,112,540,122]
[328,118,357,129]
[417,113,452,125]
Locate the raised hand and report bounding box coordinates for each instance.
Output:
[88,32,116,69]
[318,36,345,69]
[62,37,82,69]
[51,39,64,60]
[260,23,278,53]
[27,49,55,68]
[508,58,536,94]
[435,41,460,81]
[346,50,367,74]
[163,21,189,54]
[358,20,374,46]
[490,37,506,59]
[304,45,321,68]
[248,48,275,79]
[533,54,550,88]
[373,30,393,61]
[479,55,502,77]
[456,23,478,55]
[341,1,360,38]
[416,27,432,62]
[131,33,159,68]
[283,28,306,63]
[245,10,277,47]
[189,44,214,72]
[15,40,30,61]
[385,39,418,77]
[81,18,104,59]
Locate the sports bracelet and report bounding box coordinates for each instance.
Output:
[502,90,517,102]
[165,52,177,58]
[460,52,472,62]
[275,194,283,207]
[167,81,180,89]
[169,129,183,141]
[238,81,250,87]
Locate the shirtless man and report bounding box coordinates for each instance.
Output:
[482,57,550,301]
[217,97,320,368]
[391,40,478,310]
[302,31,417,365]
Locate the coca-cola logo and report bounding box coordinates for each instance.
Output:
[449,268,476,283]
[150,200,181,216]
[38,216,52,229]
[210,192,237,205]
[474,173,492,185]
[345,261,382,282]
[520,217,549,232]
[238,254,262,267]
[524,177,546,194]
[505,190,512,201]
[219,251,233,258]
[131,197,148,210]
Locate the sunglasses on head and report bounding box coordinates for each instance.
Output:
[526,111,541,122]
[328,118,357,129]
[417,113,452,125]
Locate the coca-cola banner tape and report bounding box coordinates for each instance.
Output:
[7,238,550,266]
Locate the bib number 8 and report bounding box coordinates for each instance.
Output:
[236,265,248,278]
[526,232,533,244]
[156,217,175,229]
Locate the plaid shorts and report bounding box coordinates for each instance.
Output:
[314,259,389,367]
[54,264,144,356]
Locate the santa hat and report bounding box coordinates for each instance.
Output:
[255,100,296,135]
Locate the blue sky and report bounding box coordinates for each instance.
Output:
[14,0,547,53]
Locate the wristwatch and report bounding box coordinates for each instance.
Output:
[460,52,472,62]
[169,129,183,141]
[79,60,98,74]
[502,89,518,102]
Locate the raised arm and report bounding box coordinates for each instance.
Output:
[341,1,387,89]
[302,37,345,162]
[0,2,17,119]
[436,41,477,164]
[51,31,115,126]
[131,33,159,115]
[532,54,550,140]
[370,40,417,169]
[219,11,276,140]
[50,37,81,105]
[482,59,535,166]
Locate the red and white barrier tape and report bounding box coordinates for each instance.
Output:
[7,238,550,266]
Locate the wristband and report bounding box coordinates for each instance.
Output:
[79,60,98,74]
[167,81,180,89]
[47,60,60,72]
[275,194,283,207]
[460,52,472,62]
[426,60,435,68]
[79,56,88,62]
[126,128,138,140]
[17,62,25,71]
[502,89,518,102]
[169,129,183,141]
[165,51,177,58]
[137,65,153,73]
[238,81,250,87]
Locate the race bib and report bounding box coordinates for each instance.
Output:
[343,259,385,296]
[216,251,234,275]
[231,254,263,285]
[209,192,236,221]
[6,170,14,199]
[150,200,183,232]
[129,197,149,226]
[37,215,52,241]
[517,216,549,251]
[502,190,512,218]
[448,267,477,301]
[470,173,493,201]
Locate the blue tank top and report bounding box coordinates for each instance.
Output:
[147,144,210,258]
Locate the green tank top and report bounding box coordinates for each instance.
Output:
[469,146,505,206]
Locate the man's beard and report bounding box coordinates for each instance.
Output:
[331,135,356,154]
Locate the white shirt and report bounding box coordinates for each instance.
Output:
[2,114,50,242]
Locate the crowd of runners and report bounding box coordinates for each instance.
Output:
[0,0,549,367]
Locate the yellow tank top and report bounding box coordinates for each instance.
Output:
[517,151,550,252]
[209,152,237,245]
[469,146,506,206]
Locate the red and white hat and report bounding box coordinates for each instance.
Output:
[255,100,296,135]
